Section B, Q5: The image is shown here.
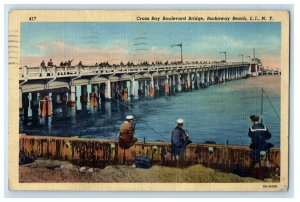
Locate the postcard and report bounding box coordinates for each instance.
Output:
[8,10,289,191]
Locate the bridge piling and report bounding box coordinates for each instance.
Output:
[206,70,210,84]
[90,84,99,109]
[187,72,191,91]
[200,71,205,86]
[130,77,135,98]
[170,75,176,94]
[149,75,155,97]
[21,93,29,124]
[105,79,112,100]
[214,70,218,83]
[31,92,39,125]
[164,76,170,95]
[138,80,145,98]
[210,70,215,84]
[99,83,106,104]
[67,85,76,108]
[194,73,198,89]
[218,70,222,82]
[80,85,88,109]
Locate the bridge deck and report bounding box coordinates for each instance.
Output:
[19,62,251,81]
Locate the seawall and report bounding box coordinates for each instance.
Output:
[19,135,280,172]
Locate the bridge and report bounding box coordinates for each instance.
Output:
[19,61,266,122]
[260,68,281,76]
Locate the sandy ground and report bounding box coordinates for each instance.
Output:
[19,159,266,183]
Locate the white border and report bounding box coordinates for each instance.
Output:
[1,0,297,200]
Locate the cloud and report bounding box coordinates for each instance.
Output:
[190,35,245,51]
[21,40,130,66]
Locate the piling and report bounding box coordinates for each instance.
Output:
[90,92,99,109]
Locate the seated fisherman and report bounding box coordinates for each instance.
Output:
[118,115,137,149]
[248,115,274,168]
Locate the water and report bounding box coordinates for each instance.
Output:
[20,76,280,147]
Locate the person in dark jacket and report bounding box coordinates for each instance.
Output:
[40,60,45,67]
[171,118,192,163]
[47,59,53,67]
[248,115,274,167]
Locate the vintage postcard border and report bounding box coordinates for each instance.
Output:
[8,10,289,191]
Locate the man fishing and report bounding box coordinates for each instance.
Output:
[118,115,137,164]
[248,115,274,168]
[171,118,192,165]
[118,115,137,149]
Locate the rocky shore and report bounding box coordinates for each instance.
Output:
[19,159,275,183]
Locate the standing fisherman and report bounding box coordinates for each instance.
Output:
[248,115,274,168]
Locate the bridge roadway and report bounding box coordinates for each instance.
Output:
[19,62,255,92]
[19,62,260,120]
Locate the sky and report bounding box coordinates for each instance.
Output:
[20,22,281,69]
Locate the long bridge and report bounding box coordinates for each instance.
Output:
[19,61,267,121]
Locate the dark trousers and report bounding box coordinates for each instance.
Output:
[250,149,262,166]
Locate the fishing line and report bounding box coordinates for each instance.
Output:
[94,86,168,141]
[262,89,280,119]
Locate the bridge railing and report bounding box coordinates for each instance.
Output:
[19,62,250,80]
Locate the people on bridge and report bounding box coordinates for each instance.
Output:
[47,59,54,67]
[67,59,74,67]
[248,115,274,168]
[78,61,83,66]
[40,60,45,67]
[118,115,137,150]
[171,118,192,165]
[60,61,64,67]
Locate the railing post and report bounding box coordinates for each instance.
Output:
[53,66,57,77]
[130,76,135,97]
[23,66,28,79]
[39,66,42,77]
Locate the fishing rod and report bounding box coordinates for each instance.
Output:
[94,86,169,141]
[261,88,264,124]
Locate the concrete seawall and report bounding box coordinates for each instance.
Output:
[19,135,280,172]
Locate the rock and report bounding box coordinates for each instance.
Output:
[79,166,87,172]
[104,166,113,170]
[19,154,35,165]
[264,178,273,182]
[87,168,93,173]
[46,165,60,171]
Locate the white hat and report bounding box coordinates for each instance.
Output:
[177,118,184,124]
[126,115,134,120]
